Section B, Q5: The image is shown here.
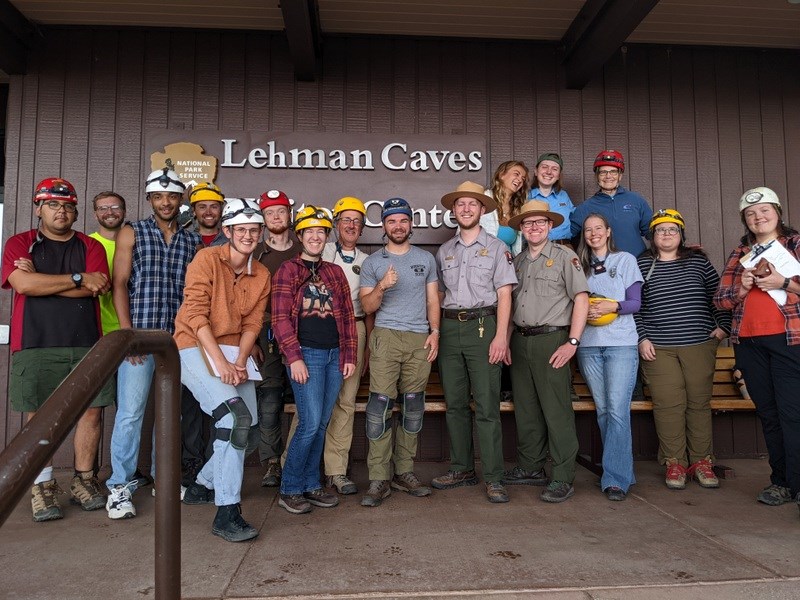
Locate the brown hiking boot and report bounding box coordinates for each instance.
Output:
[431,469,479,490]
[486,482,510,503]
[70,471,106,511]
[32,479,64,522]
[360,480,391,507]
[261,458,281,487]
[391,472,431,497]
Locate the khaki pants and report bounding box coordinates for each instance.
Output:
[283,320,368,475]
[641,338,719,467]
[367,327,432,481]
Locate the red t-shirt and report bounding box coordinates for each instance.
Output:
[739,286,786,338]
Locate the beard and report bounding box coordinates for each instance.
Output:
[267,223,289,235]
[386,229,411,245]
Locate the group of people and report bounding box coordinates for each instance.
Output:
[4,148,799,543]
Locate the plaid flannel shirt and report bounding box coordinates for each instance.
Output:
[714,234,800,345]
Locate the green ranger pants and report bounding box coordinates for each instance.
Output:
[438,315,504,483]
[509,329,578,484]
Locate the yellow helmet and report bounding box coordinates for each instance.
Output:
[294,205,333,233]
[587,297,619,327]
[332,196,366,218]
[189,182,224,204]
[649,208,684,231]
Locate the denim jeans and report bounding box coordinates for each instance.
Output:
[107,355,155,490]
[281,347,342,495]
[179,347,258,506]
[577,345,638,492]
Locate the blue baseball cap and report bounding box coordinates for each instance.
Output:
[381,197,413,221]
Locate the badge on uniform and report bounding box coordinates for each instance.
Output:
[479,248,489,257]
[446,255,455,261]
[505,251,513,264]
[572,257,581,271]
[352,265,361,275]
[546,259,554,268]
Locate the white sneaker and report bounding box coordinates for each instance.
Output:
[151,486,187,501]
[106,483,136,519]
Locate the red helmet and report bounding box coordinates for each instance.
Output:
[258,189,291,210]
[34,177,78,204]
[593,150,625,173]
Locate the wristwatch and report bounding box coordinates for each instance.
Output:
[71,273,83,289]
[782,277,791,290]
[568,337,580,347]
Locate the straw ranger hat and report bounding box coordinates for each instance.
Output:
[440,181,496,212]
[508,200,564,230]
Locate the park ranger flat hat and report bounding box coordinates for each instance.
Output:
[440,181,496,212]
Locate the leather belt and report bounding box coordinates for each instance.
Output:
[514,324,568,336]
[442,306,497,321]
[355,316,366,322]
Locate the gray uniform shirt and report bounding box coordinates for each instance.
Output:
[437,227,517,309]
[360,245,437,334]
[512,241,589,327]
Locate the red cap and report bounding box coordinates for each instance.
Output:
[258,189,290,210]
[593,150,625,173]
[34,177,78,204]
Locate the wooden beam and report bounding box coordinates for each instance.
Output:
[0,0,39,74]
[561,0,659,90]
[280,0,321,81]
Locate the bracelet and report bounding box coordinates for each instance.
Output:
[782,277,791,290]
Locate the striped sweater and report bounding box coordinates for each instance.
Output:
[634,253,731,346]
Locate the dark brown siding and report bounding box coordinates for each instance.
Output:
[3,28,799,464]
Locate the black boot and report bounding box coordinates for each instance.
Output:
[212,504,259,542]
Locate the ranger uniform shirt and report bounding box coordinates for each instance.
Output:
[437,227,517,309]
[512,241,589,327]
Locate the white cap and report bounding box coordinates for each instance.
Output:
[739,187,781,212]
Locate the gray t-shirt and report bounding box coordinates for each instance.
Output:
[360,245,438,333]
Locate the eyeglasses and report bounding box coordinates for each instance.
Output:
[597,169,620,177]
[231,226,262,238]
[338,217,363,227]
[520,218,550,230]
[654,226,680,236]
[42,201,77,213]
[96,205,123,213]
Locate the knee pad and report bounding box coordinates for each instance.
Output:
[365,392,394,440]
[212,397,253,450]
[401,391,425,434]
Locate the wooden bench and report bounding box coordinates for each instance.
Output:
[285,346,754,414]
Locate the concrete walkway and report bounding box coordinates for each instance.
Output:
[1,459,798,600]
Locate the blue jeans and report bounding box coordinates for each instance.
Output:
[107,355,155,490]
[179,347,258,506]
[577,345,638,492]
[281,347,343,496]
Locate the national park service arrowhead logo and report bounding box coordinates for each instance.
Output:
[151,142,218,187]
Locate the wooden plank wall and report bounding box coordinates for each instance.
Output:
[2,28,798,465]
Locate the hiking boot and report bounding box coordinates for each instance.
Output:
[180,458,204,489]
[131,469,153,489]
[486,482,510,503]
[361,480,391,507]
[212,504,259,542]
[278,493,312,514]
[503,465,548,486]
[182,482,215,505]
[688,456,719,489]
[605,486,626,501]
[757,484,792,506]
[261,459,281,487]
[70,471,106,511]
[303,488,339,508]
[327,474,357,495]
[106,483,136,519]
[665,458,687,490]
[540,481,574,503]
[31,479,63,522]
[391,472,431,497]
[431,469,478,490]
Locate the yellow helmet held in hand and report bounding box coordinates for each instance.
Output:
[189,182,224,204]
[587,297,618,327]
[332,196,366,218]
[294,205,333,233]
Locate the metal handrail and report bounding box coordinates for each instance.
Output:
[0,329,182,600]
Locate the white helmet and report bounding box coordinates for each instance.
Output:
[221,198,265,226]
[739,187,781,212]
[145,167,186,194]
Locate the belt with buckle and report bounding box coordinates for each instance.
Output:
[355,315,366,322]
[442,306,497,321]
[514,324,568,336]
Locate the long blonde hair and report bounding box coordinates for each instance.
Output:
[491,161,530,224]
